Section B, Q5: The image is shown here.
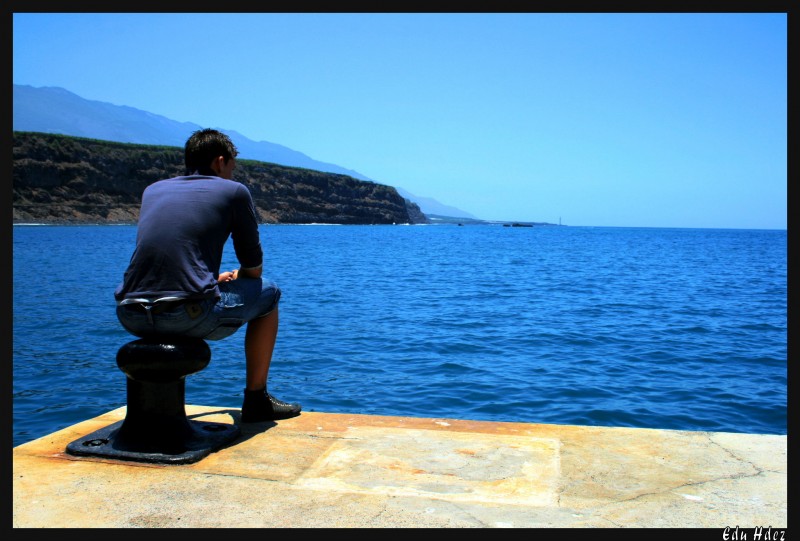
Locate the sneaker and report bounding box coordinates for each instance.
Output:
[241,389,302,422]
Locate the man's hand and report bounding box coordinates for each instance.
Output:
[218,270,238,282]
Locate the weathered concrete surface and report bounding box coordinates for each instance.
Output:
[13,406,786,528]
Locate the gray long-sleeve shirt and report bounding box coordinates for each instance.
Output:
[114,175,263,302]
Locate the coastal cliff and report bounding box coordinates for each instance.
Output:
[12,132,428,225]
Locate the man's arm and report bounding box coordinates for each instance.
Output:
[237,265,262,279]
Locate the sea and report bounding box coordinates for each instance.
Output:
[12,223,787,447]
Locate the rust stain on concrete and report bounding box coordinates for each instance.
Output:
[295,426,560,505]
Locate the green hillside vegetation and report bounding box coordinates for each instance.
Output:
[12,131,428,225]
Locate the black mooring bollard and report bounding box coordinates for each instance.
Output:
[66,337,241,464]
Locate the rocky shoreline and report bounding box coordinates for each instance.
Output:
[13,132,428,226]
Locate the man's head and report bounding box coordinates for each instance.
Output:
[185,128,239,178]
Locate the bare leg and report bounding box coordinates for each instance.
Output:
[244,307,278,391]
[240,306,301,421]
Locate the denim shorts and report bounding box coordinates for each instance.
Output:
[116,277,281,341]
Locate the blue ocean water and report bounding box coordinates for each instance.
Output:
[12,224,787,447]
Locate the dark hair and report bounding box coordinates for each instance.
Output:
[184,128,239,174]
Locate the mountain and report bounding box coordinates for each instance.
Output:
[13,84,478,219]
[12,84,370,180]
[395,187,479,220]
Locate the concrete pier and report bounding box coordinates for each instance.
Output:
[13,405,786,528]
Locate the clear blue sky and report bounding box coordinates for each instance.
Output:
[13,12,787,229]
